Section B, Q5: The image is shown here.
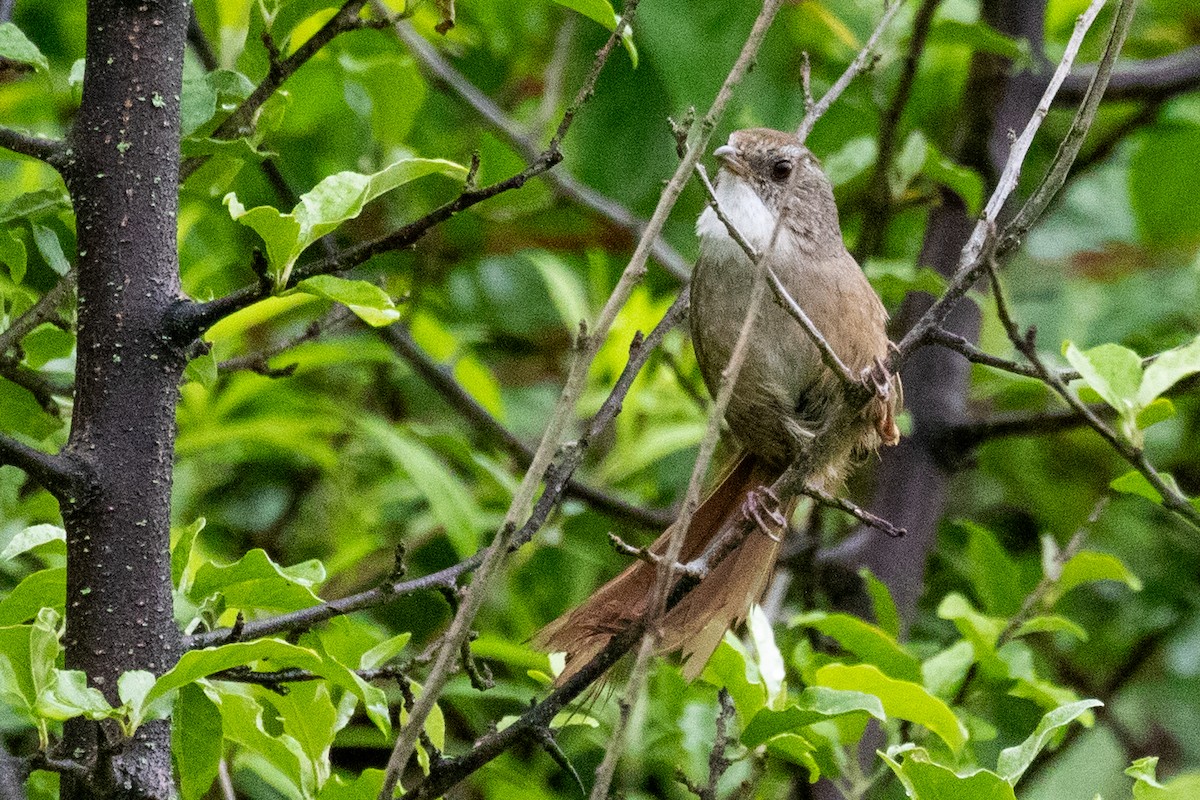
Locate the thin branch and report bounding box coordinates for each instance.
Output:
[217,307,351,376]
[0,270,75,357]
[373,3,690,280]
[1000,0,1139,255]
[0,435,87,499]
[181,0,381,181]
[795,0,909,143]
[677,689,737,800]
[892,0,1110,361]
[800,484,905,539]
[987,263,1200,530]
[854,0,943,261]
[379,324,676,529]
[376,7,657,789]
[0,128,67,166]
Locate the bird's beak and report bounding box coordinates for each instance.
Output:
[713,143,746,177]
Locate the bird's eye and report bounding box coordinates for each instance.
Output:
[770,159,793,181]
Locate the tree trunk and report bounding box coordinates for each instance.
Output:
[59,1,190,797]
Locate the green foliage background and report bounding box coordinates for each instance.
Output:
[1,0,1200,798]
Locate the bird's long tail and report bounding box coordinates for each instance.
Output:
[533,454,793,683]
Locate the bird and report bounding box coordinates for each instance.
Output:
[534,127,901,682]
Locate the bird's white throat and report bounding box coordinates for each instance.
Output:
[695,175,779,262]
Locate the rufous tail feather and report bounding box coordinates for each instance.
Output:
[533,454,794,683]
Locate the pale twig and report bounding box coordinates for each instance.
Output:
[893,0,1109,361]
[375,1,690,280]
[795,0,909,143]
[587,4,786,796]
[1000,0,1138,254]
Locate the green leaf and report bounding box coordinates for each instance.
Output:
[210,686,311,797]
[525,251,589,331]
[922,641,975,700]
[1054,550,1143,599]
[997,699,1102,783]
[1137,335,1200,406]
[189,548,325,613]
[364,419,485,557]
[747,605,785,707]
[289,275,401,327]
[742,687,886,747]
[37,669,115,722]
[359,632,411,670]
[20,323,74,370]
[860,569,900,639]
[0,22,49,72]
[1126,757,1200,799]
[225,157,467,290]
[317,770,386,800]
[699,635,767,721]
[183,350,219,389]
[181,67,255,136]
[30,224,70,276]
[930,19,1031,66]
[0,568,65,626]
[936,593,1007,677]
[815,664,967,753]
[1063,341,1143,415]
[551,0,638,66]
[824,136,877,187]
[174,684,224,800]
[1013,615,1088,642]
[1136,397,1176,430]
[890,131,928,197]
[275,681,337,788]
[146,639,390,735]
[791,612,922,683]
[120,669,173,730]
[171,517,206,592]
[880,747,1017,800]
[1109,470,1189,507]
[765,733,823,778]
[960,521,1023,615]
[0,523,65,560]
[0,228,27,284]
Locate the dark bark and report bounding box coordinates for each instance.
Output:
[58,1,191,797]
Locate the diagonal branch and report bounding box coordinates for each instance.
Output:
[373,3,690,280]
[0,435,89,499]
[0,270,75,357]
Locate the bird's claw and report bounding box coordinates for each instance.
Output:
[861,357,892,398]
[741,486,786,541]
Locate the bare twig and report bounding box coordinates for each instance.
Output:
[1001,0,1138,254]
[1056,44,1200,105]
[376,10,651,791]
[0,435,87,499]
[892,0,1109,361]
[800,484,905,539]
[217,307,352,376]
[795,0,909,143]
[373,3,690,280]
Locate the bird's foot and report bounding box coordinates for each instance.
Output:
[741,486,787,542]
[861,357,892,398]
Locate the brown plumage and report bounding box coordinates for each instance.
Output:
[534,128,901,682]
